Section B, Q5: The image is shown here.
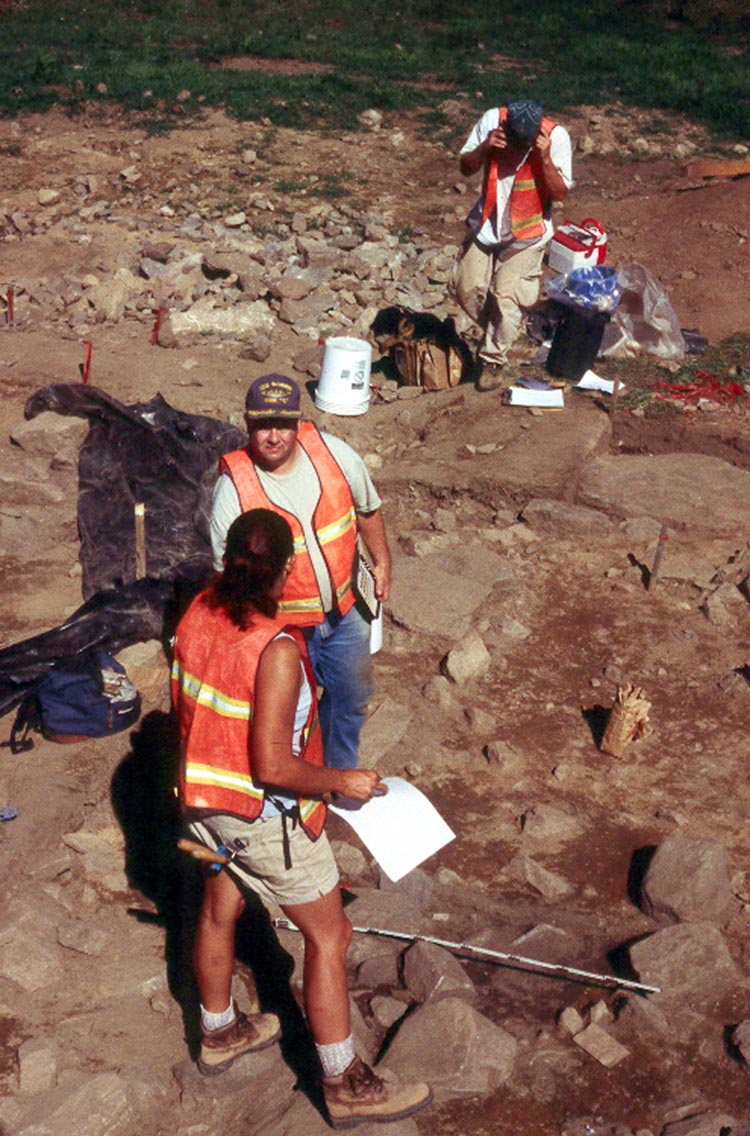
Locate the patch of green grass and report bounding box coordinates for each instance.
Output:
[309,171,358,200]
[610,332,750,413]
[0,1,747,137]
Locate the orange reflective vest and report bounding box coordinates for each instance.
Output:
[220,422,357,627]
[480,107,557,240]
[172,593,326,838]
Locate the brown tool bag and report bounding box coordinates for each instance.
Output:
[370,307,473,391]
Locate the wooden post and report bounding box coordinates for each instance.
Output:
[648,524,669,591]
[609,374,620,442]
[134,502,146,579]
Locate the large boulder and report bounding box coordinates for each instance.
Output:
[640,833,732,924]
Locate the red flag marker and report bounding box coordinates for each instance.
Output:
[6,287,14,325]
[81,340,93,384]
[152,306,165,346]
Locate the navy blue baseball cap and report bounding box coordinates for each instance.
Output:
[506,100,543,143]
[245,374,301,419]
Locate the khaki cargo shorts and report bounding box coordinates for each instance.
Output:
[187,812,339,908]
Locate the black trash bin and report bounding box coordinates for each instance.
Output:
[546,303,611,381]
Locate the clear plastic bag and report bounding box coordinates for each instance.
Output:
[604,262,686,359]
[545,264,622,313]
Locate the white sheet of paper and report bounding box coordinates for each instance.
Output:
[508,387,565,408]
[329,777,455,882]
[575,370,624,394]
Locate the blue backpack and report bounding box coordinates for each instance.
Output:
[9,651,141,753]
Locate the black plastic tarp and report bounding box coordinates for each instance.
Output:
[0,383,246,718]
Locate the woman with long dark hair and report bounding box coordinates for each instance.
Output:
[172,508,431,1128]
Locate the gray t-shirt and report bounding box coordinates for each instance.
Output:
[210,431,382,611]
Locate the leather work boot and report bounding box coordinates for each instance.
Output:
[198,1004,281,1075]
[321,1056,433,1129]
[476,362,506,392]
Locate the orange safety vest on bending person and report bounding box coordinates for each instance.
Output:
[220,422,357,627]
[480,107,557,240]
[172,595,326,838]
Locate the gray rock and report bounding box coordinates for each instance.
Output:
[464,706,496,735]
[278,286,337,326]
[295,236,343,270]
[441,630,491,685]
[702,582,750,629]
[0,909,63,991]
[140,241,173,262]
[342,888,427,938]
[57,917,110,956]
[628,922,741,1006]
[165,297,274,343]
[330,840,373,886]
[508,854,574,899]
[578,453,750,536]
[483,739,522,772]
[8,1071,144,1135]
[661,1110,739,1136]
[641,833,732,924]
[9,412,88,464]
[520,803,585,848]
[378,866,433,910]
[0,464,65,507]
[291,340,324,378]
[614,990,671,1038]
[401,940,476,1005]
[355,947,402,990]
[385,996,517,1095]
[557,1006,585,1036]
[521,498,614,537]
[238,332,273,361]
[85,268,140,322]
[572,1022,629,1067]
[390,553,502,638]
[731,1019,750,1063]
[371,994,407,1030]
[359,696,411,762]
[268,273,314,301]
[511,923,576,962]
[17,1037,60,1094]
[421,675,462,712]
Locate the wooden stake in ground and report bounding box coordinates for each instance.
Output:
[609,375,621,442]
[600,683,651,757]
[134,502,146,579]
[647,523,669,590]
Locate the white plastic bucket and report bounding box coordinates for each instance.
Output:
[315,337,371,415]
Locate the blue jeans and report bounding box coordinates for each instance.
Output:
[304,605,375,770]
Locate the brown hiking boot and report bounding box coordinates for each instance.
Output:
[198,1004,281,1075]
[476,362,506,392]
[321,1056,433,1129]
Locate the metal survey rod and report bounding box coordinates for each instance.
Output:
[272,918,660,995]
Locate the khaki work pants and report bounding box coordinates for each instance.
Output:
[451,236,545,365]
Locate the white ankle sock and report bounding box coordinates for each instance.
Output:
[316,1034,356,1078]
[201,1001,235,1032]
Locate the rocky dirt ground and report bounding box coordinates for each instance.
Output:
[2,91,750,1136]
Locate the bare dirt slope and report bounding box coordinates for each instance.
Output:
[2,100,750,1136]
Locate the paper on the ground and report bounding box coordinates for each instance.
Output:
[329,777,455,882]
[575,370,625,394]
[508,386,564,408]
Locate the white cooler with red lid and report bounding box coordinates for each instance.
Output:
[548,218,607,275]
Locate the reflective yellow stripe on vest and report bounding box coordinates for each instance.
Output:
[175,663,251,720]
[183,761,264,803]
